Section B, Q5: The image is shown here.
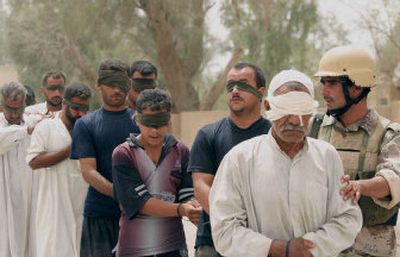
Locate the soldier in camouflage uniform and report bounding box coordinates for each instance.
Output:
[310,46,400,257]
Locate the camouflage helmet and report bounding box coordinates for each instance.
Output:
[314,46,376,88]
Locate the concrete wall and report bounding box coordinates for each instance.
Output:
[171,110,228,148]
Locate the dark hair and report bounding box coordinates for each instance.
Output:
[41,70,67,86]
[98,58,129,73]
[63,82,92,101]
[24,85,36,106]
[233,62,266,88]
[128,60,158,78]
[136,89,172,113]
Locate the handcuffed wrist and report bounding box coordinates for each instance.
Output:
[285,240,291,257]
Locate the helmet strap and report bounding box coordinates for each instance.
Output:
[326,77,370,118]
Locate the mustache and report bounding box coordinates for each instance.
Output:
[110,93,124,98]
[280,124,305,132]
[230,95,244,101]
[323,96,334,102]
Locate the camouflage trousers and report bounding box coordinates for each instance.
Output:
[339,225,396,257]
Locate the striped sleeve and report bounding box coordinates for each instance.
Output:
[112,145,151,220]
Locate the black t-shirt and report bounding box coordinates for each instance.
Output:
[188,117,271,247]
[70,108,140,217]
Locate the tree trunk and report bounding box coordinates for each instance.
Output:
[199,48,243,110]
[60,34,97,88]
[140,0,200,112]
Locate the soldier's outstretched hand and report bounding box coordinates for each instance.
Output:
[340,175,361,204]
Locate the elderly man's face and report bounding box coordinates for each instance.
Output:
[3,98,25,125]
[272,114,311,143]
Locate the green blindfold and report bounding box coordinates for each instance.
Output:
[46,84,65,91]
[98,69,131,93]
[132,79,157,92]
[3,104,25,113]
[136,112,170,128]
[226,81,263,99]
[65,100,90,112]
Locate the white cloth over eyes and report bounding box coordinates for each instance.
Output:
[265,91,318,122]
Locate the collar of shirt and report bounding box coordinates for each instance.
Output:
[128,133,177,149]
[321,109,379,136]
[267,131,309,160]
[128,133,178,167]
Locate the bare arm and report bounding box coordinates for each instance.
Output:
[139,198,201,218]
[192,172,214,214]
[341,128,400,203]
[341,175,390,203]
[29,145,71,170]
[80,157,113,197]
[359,176,390,198]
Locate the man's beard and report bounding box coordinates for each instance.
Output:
[47,97,63,107]
[65,109,79,125]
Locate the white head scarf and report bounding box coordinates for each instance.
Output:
[265,70,318,124]
[267,69,315,97]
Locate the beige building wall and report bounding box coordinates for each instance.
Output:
[0,65,18,86]
[171,110,228,148]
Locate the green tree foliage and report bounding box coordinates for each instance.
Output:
[3,0,346,111]
[220,0,344,84]
[6,0,143,92]
[0,1,9,65]
[350,0,400,102]
[4,0,220,111]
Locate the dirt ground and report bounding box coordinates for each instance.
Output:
[184,213,400,257]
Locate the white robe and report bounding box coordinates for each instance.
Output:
[210,133,363,257]
[0,114,35,257]
[26,114,88,257]
[24,102,47,115]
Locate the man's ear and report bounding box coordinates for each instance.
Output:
[263,98,270,111]
[259,86,266,96]
[349,86,363,98]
